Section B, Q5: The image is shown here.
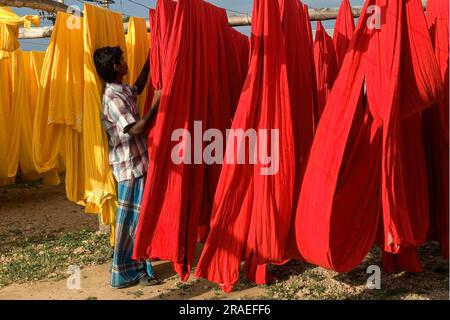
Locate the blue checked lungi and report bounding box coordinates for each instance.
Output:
[110,176,154,288]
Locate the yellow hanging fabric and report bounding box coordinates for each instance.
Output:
[0,57,13,184]
[0,50,58,185]
[6,51,21,179]
[33,12,85,203]
[7,50,59,184]
[83,4,128,244]
[29,52,61,188]
[19,51,60,183]
[126,17,149,116]
[0,7,40,60]
[19,51,43,180]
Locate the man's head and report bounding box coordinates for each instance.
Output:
[93,46,128,83]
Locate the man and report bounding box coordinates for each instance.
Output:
[94,46,161,288]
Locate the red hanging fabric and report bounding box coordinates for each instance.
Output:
[143,0,177,115]
[134,0,210,281]
[381,0,448,273]
[133,0,248,281]
[283,0,317,260]
[150,0,176,91]
[301,2,318,130]
[381,110,430,272]
[333,0,365,171]
[313,21,338,122]
[282,0,315,168]
[144,1,177,164]
[195,0,296,292]
[333,0,355,69]
[302,3,313,50]
[197,1,249,243]
[139,11,153,117]
[421,0,449,259]
[225,29,250,118]
[143,9,156,137]
[295,0,443,272]
[378,0,444,272]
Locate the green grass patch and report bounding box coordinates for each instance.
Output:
[0,230,112,288]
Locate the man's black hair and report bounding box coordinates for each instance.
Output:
[93,46,123,83]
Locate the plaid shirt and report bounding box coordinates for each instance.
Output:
[101,83,149,182]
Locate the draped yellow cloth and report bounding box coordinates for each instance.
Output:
[0,50,58,185]
[18,51,45,180]
[32,12,85,203]
[126,17,149,116]
[0,7,40,60]
[16,50,59,183]
[0,57,13,184]
[83,4,129,244]
[7,51,21,179]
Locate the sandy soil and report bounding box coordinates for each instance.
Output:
[0,261,265,300]
[0,182,97,243]
[0,182,264,300]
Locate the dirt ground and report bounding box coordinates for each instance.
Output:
[0,181,95,240]
[0,181,264,300]
[0,181,448,300]
[0,262,266,300]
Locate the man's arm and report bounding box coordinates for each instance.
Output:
[134,53,150,95]
[126,90,162,136]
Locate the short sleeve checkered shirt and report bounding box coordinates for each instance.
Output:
[101,83,149,182]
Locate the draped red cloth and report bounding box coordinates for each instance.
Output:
[302,3,313,48]
[333,0,355,69]
[143,0,176,115]
[284,0,317,260]
[195,0,298,293]
[197,2,250,242]
[313,21,338,122]
[421,0,449,259]
[295,0,443,272]
[228,30,251,118]
[133,0,248,281]
[302,2,318,130]
[283,1,316,163]
[149,0,176,92]
[142,9,155,116]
